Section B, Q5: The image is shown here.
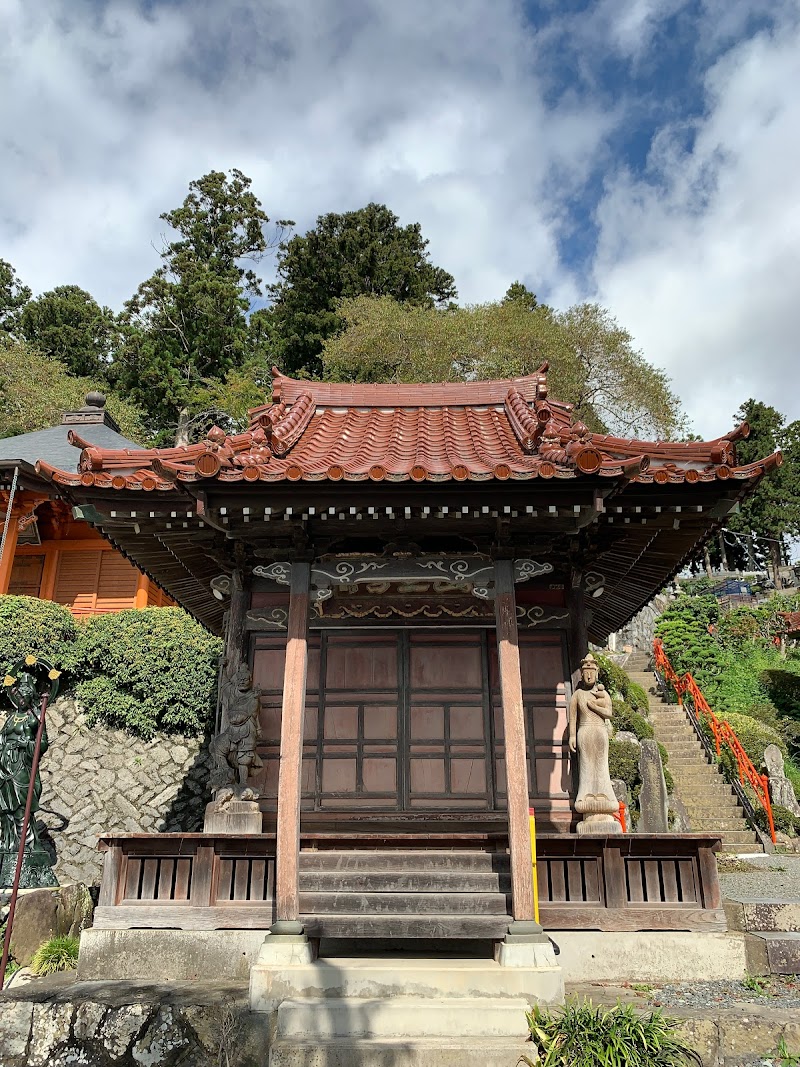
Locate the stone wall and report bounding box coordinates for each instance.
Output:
[613,591,675,653]
[13,695,213,886]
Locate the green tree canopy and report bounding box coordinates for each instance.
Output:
[321,295,685,439]
[269,203,457,378]
[724,400,800,579]
[0,336,146,442]
[0,259,31,336]
[112,169,291,438]
[20,284,117,379]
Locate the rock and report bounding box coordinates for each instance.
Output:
[637,739,669,833]
[28,1002,75,1066]
[97,1003,151,1058]
[775,831,800,853]
[4,966,36,989]
[132,1005,193,1064]
[73,1000,106,1041]
[9,883,94,966]
[765,743,800,818]
[9,889,60,967]
[668,794,692,832]
[615,730,641,746]
[55,882,94,938]
[0,999,34,1059]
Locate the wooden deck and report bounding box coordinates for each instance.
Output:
[94,832,725,936]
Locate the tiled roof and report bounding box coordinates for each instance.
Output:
[37,366,782,491]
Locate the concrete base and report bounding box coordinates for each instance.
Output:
[256,931,317,967]
[552,931,749,983]
[250,955,564,1013]
[494,938,559,969]
[77,928,267,981]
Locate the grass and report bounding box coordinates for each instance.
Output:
[775,1037,800,1066]
[30,936,79,976]
[521,997,702,1066]
[741,975,770,995]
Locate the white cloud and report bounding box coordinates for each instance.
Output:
[1,0,798,441]
[592,10,800,437]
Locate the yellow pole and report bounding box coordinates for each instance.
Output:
[528,807,540,924]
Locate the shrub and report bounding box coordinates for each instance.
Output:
[0,595,77,674]
[753,805,800,837]
[70,607,222,738]
[30,936,79,975]
[612,699,654,741]
[718,712,786,766]
[761,669,800,719]
[609,739,640,789]
[596,655,648,711]
[524,997,702,1066]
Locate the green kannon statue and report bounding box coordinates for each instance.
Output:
[0,659,60,888]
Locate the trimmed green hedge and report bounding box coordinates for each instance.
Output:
[0,596,221,738]
[70,608,222,738]
[608,739,640,789]
[0,595,78,673]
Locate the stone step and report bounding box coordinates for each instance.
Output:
[683,802,741,816]
[270,1037,533,1067]
[716,830,761,844]
[724,899,800,933]
[666,751,712,762]
[746,933,800,974]
[689,818,750,831]
[274,996,531,1040]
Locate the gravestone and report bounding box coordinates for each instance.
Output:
[637,739,669,833]
[765,744,800,818]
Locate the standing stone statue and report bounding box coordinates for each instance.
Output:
[0,670,58,887]
[569,653,622,835]
[205,662,264,833]
[764,744,800,819]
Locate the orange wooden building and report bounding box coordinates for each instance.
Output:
[0,393,170,616]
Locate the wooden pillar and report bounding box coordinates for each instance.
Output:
[494,559,535,921]
[0,513,20,595]
[39,547,59,601]
[568,583,588,688]
[134,572,149,609]
[274,561,311,924]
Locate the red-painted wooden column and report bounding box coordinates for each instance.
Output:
[274,561,311,923]
[494,559,535,920]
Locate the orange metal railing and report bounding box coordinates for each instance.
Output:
[653,638,776,844]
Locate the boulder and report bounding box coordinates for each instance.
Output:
[8,883,93,967]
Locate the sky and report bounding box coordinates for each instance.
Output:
[1,0,799,438]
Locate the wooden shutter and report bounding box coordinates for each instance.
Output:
[8,554,45,597]
[95,552,139,613]
[53,551,103,615]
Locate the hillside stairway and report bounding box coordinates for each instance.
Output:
[624,652,763,853]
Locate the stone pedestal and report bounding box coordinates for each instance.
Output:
[202,799,262,834]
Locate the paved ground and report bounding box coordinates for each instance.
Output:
[719,853,800,901]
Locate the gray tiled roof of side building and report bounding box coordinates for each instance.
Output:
[0,423,141,474]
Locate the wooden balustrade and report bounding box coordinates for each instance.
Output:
[93,831,725,934]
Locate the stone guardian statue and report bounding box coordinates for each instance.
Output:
[569,653,622,835]
[205,662,264,833]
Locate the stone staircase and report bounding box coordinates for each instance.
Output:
[624,652,762,852]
